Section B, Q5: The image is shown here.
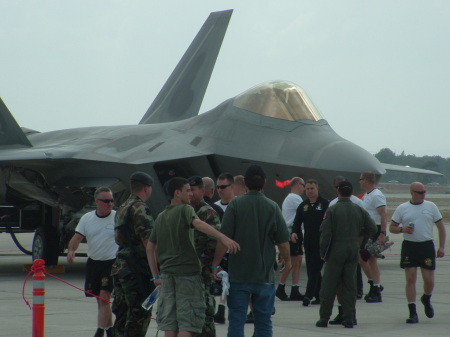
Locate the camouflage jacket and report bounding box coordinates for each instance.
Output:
[193,199,220,270]
[111,194,154,276]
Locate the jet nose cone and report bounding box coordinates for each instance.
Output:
[311,139,385,175]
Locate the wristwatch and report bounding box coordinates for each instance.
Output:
[380,231,387,235]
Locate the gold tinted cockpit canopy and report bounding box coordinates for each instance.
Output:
[233,81,324,121]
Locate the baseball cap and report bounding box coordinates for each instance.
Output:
[188,176,203,187]
[130,171,154,186]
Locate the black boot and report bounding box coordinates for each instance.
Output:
[276,284,290,301]
[329,306,343,325]
[364,280,374,300]
[94,328,104,337]
[365,285,382,303]
[105,327,113,337]
[315,319,328,328]
[406,303,419,323]
[213,304,226,324]
[421,294,434,318]
[289,285,304,301]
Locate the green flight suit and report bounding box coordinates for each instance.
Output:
[319,198,377,323]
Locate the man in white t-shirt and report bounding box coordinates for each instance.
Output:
[359,171,387,303]
[215,172,235,213]
[276,177,305,301]
[389,181,446,324]
[213,172,236,324]
[67,187,118,337]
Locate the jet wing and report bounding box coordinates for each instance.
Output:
[382,163,443,176]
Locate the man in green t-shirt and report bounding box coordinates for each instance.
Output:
[212,165,291,337]
[146,177,239,337]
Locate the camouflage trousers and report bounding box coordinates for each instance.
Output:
[112,273,153,337]
[194,267,216,337]
[193,288,216,337]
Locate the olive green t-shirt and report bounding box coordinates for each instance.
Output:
[149,204,201,275]
[220,192,289,284]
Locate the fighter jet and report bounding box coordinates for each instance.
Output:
[0,10,440,265]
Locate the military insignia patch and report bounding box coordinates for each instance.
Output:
[101,277,109,287]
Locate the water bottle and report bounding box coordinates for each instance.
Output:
[142,285,160,310]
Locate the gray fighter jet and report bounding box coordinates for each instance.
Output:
[0,10,440,265]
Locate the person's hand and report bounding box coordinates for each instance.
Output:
[220,236,240,254]
[437,247,445,258]
[212,267,222,280]
[403,225,415,234]
[291,233,298,243]
[377,233,386,245]
[153,278,162,287]
[67,251,75,264]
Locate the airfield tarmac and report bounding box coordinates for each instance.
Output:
[1,194,450,336]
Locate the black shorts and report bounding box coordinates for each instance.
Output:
[361,225,381,249]
[289,241,304,256]
[85,258,115,296]
[400,240,436,270]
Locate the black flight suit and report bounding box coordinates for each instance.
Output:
[292,196,329,302]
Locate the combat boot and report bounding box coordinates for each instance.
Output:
[421,294,434,318]
[329,306,343,325]
[105,327,113,337]
[406,303,419,324]
[275,284,290,301]
[364,280,374,300]
[365,285,382,303]
[289,285,304,301]
[93,328,104,337]
[213,304,226,324]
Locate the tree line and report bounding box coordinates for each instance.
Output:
[375,148,449,186]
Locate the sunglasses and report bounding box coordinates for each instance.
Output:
[412,190,426,195]
[98,199,114,203]
[217,184,231,190]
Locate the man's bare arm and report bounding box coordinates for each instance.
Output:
[146,241,161,286]
[192,218,240,254]
[436,220,446,258]
[277,242,291,272]
[67,233,84,264]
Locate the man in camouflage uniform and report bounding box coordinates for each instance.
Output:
[188,176,221,337]
[111,172,155,337]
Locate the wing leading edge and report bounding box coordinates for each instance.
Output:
[382,163,443,176]
[139,9,233,125]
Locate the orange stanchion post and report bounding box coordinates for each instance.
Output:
[32,259,46,337]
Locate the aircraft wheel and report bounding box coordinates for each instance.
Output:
[32,226,59,266]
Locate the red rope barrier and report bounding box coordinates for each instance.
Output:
[22,262,112,309]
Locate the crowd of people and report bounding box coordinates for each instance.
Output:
[67,168,446,337]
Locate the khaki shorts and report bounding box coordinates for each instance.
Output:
[157,274,205,333]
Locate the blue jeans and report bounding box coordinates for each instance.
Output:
[227,282,275,337]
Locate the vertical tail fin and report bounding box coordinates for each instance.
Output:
[0,98,32,147]
[139,10,233,124]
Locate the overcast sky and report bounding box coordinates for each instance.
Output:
[1,1,449,158]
